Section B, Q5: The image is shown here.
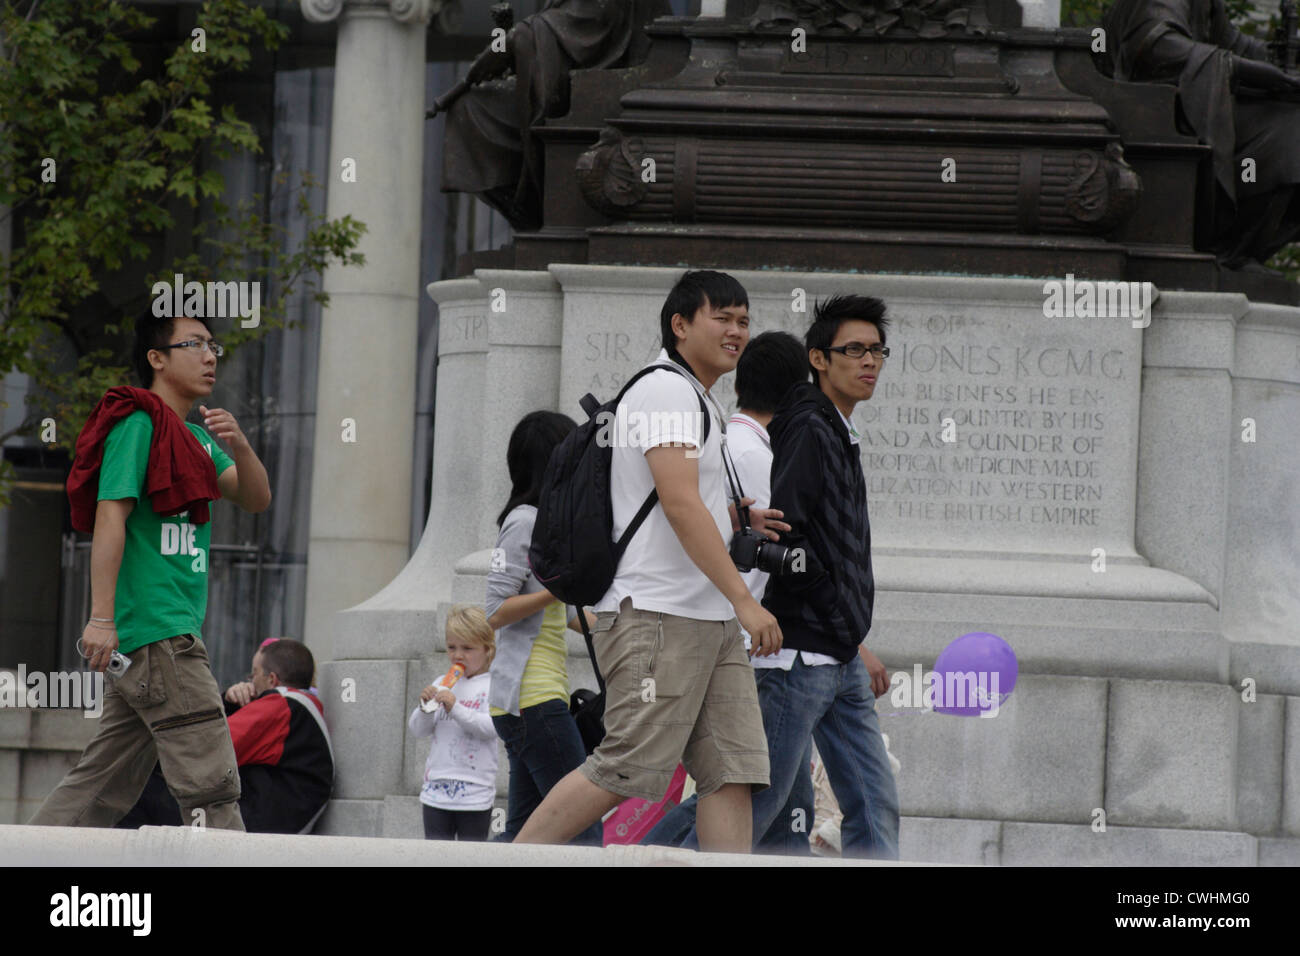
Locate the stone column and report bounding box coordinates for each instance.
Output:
[475,270,564,551]
[299,0,432,662]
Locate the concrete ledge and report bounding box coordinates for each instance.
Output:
[877,556,1213,605]
[870,590,1226,681]
[318,659,406,800]
[314,798,381,838]
[381,795,426,840]
[0,710,33,748]
[1001,821,1257,866]
[1236,694,1284,834]
[1257,837,1300,866]
[0,824,902,866]
[29,708,101,750]
[1231,643,1300,698]
[1106,680,1238,829]
[900,816,1001,865]
[879,675,1107,822]
[1285,697,1300,836]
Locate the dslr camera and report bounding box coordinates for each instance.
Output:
[729,505,800,576]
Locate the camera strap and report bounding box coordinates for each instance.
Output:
[675,367,748,511]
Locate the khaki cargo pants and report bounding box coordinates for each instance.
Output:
[29,634,244,830]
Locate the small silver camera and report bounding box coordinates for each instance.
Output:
[105,650,132,678]
[76,638,133,679]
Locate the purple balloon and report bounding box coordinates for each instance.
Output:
[932,632,1018,717]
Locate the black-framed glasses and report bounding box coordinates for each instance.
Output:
[823,343,889,360]
[158,339,224,357]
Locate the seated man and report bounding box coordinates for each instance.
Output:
[117,638,333,833]
[1104,0,1300,269]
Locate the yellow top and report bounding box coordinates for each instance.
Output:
[490,600,569,716]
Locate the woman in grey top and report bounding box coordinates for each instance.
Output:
[486,411,603,846]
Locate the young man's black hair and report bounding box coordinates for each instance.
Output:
[659,270,749,352]
[133,311,213,387]
[805,295,888,385]
[735,331,807,415]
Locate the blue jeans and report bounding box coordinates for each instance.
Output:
[492,697,603,846]
[641,740,815,854]
[752,654,899,859]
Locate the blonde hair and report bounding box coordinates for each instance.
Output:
[444,604,496,666]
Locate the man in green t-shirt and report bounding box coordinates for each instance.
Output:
[31,314,272,830]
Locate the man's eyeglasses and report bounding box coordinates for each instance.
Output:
[823,343,889,360]
[158,339,225,358]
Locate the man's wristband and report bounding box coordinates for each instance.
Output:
[87,620,117,630]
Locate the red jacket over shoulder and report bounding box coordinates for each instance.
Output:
[67,386,221,532]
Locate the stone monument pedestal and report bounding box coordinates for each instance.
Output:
[318,265,1300,865]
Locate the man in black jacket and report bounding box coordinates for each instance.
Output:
[756,294,900,859]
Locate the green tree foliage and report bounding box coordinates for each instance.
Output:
[0,0,365,503]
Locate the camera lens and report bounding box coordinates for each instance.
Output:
[754,539,796,576]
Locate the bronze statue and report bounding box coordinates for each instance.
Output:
[434,0,672,231]
[1104,0,1300,270]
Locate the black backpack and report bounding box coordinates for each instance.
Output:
[528,362,710,751]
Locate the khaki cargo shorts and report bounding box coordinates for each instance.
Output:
[580,597,770,802]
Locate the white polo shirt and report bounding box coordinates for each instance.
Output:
[595,350,734,620]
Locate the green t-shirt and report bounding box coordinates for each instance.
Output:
[97,410,234,654]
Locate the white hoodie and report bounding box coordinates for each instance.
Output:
[407,670,498,810]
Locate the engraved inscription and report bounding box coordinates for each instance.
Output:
[783,43,954,76]
[859,310,1128,535]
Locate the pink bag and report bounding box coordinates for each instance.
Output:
[603,765,688,846]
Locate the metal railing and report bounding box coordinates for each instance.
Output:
[59,536,304,690]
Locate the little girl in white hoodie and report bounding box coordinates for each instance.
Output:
[408,604,498,840]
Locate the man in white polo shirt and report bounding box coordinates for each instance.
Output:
[516,270,788,853]
[641,329,820,853]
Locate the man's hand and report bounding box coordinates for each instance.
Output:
[225,681,256,707]
[207,406,272,513]
[199,405,250,453]
[859,645,890,698]
[81,623,118,674]
[729,497,790,541]
[738,598,782,657]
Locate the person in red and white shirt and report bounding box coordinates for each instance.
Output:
[118,638,333,834]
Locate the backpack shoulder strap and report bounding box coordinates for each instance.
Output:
[610,362,712,558]
[577,611,606,694]
[619,362,711,442]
